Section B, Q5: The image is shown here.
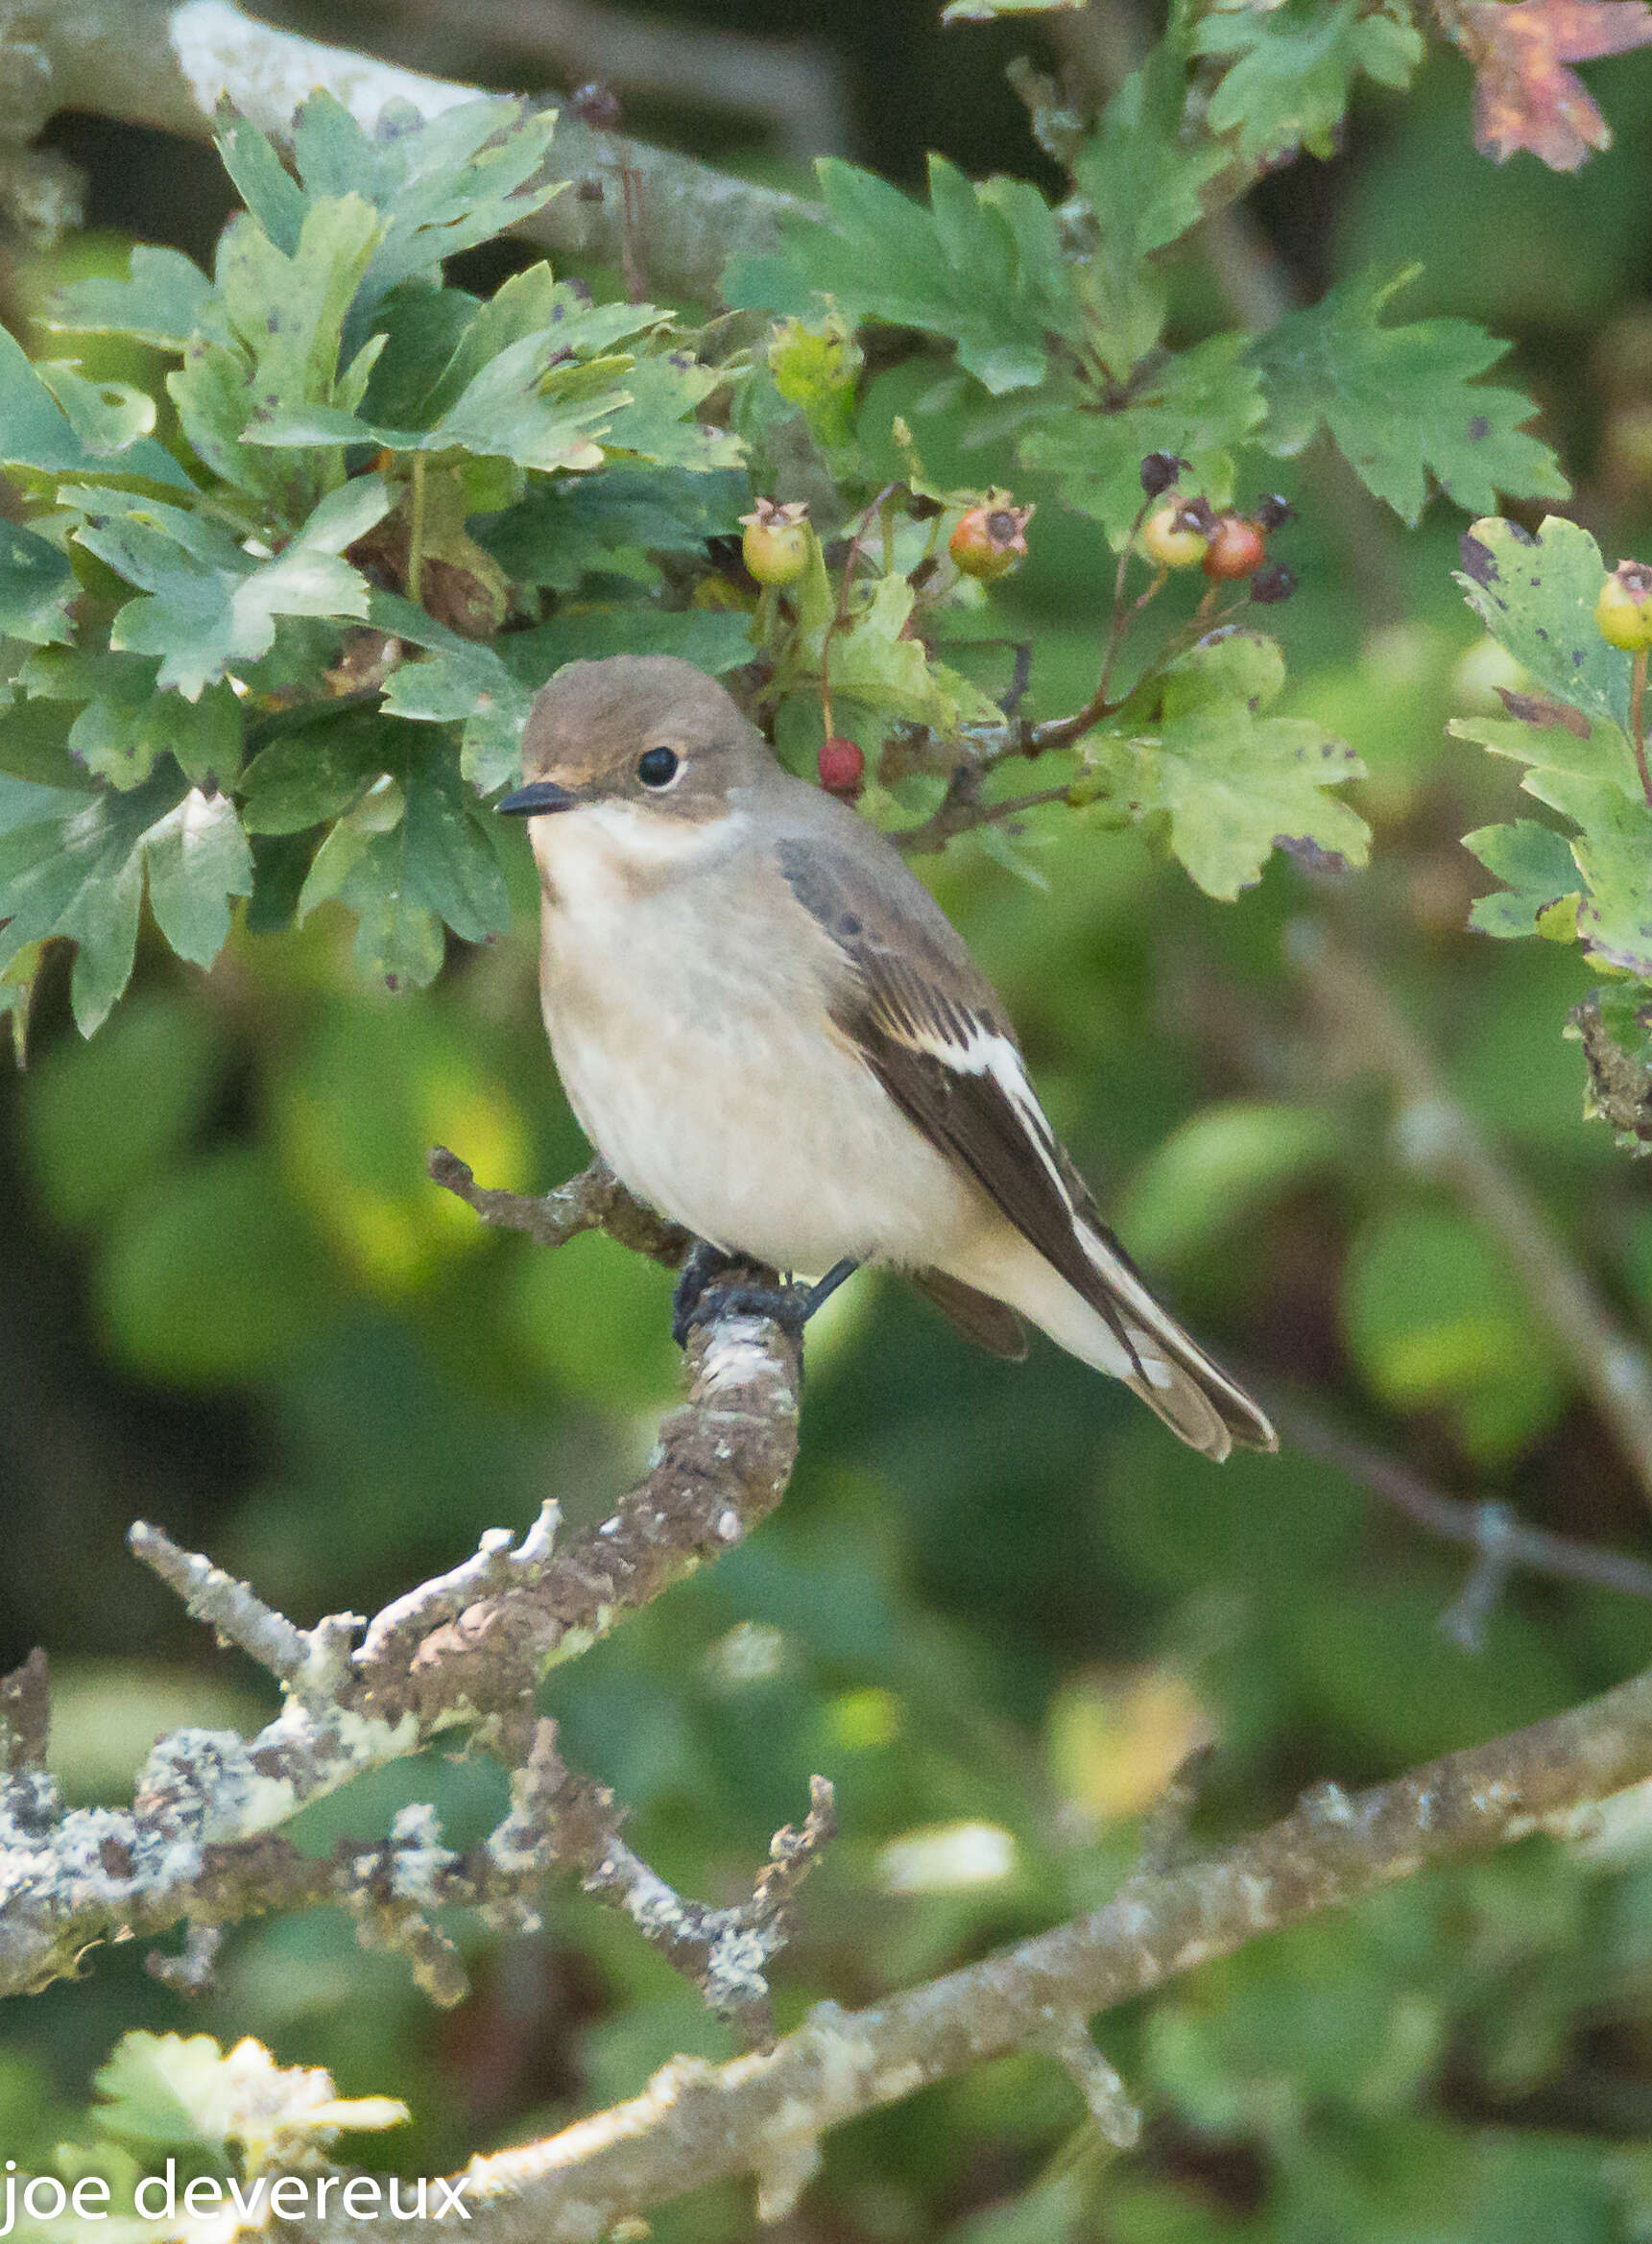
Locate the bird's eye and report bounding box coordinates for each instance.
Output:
[636,746,681,789]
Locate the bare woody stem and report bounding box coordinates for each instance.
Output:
[1632,646,1652,810]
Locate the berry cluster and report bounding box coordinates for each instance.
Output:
[1136,456,1296,604]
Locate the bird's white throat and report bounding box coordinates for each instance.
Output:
[529,799,740,914]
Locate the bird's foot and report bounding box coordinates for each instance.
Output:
[671,1246,860,1349]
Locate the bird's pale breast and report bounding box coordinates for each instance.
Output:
[531,806,981,1274]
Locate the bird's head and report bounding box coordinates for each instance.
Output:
[498,656,771,829]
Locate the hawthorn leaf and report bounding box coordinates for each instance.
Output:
[1253,268,1568,522]
[822,573,1001,732]
[46,247,224,351]
[143,788,255,967]
[475,466,750,591]
[241,709,390,833]
[0,770,250,1033]
[378,633,534,797]
[83,477,387,701]
[727,155,1082,394]
[0,324,192,489]
[1453,514,1626,730]
[296,736,510,986]
[34,364,159,458]
[1020,333,1266,543]
[1462,817,1582,935]
[1089,631,1368,896]
[1449,705,1652,972]
[598,354,747,469]
[0,521,76,646]
[1070,34,1230,375]
[1195,0,1424,161]
[284,93,563,314]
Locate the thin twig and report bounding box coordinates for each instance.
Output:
[894,781,1075,858]
[1631,647,1651,809]
[1278,1402,1652,1605]
[1297,928,1652,1511]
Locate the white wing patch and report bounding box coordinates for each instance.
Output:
[910,1012,1073,1203]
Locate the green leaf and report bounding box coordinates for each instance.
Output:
[502,604,756,680]
[220,193,384,414]
[816,573,1001,731]
[34,363,160,457]
[767,313,864,450]
[726,155,1081,395]
[46,246,222,351]
[0,769,250,1033]
[598,353,747,469]
[241,707,390,833]
[21,646,238,790]
[1019,333,1266,543]
[1463,818,1581,937]
[0,324,192,489]
[1194,0,1423,161]
[1070,34,1230,376]
[1344,1203,1568,1459]
[1453,513,1626,731]
[142,787,254,966]
[1115,1101,1342,1263]
[287,92,562,316]
[475,466,750,591]
[1460,742,1652,973]
[1252,267,1568,523]
[1449,579,1652,973]
[78,477,387,701]
[0,520,76,645]
[1087,630,1368,896]
[378,631,534,795]
[297,735,510,987]
[216,114,307,252]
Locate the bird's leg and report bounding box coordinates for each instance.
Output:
[671,1244,861,1349]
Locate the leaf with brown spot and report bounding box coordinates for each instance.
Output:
[1496,686,1592,734]
[1453,0,1652,171]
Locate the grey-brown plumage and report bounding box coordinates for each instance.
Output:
[500,654,1276,1460]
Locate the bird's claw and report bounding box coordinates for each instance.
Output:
[672,1243,805,1348]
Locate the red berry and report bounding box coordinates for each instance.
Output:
[949,494,1033,581]
[740,498,811,587]
[818,736,865,797]
[1202,514,1267,582]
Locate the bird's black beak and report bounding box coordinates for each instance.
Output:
[497,779,581,816]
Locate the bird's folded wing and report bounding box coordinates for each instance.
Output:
[774,834,1276,1455]
[775,835,1143,1356]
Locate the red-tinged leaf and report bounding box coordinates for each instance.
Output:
[1454,0,1652,170]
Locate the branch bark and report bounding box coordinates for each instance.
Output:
[307,1659,1652,2239]
[0,1162,801,2000]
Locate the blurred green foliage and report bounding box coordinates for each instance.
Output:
[3,1,1652,2240]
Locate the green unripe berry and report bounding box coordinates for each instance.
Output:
[1596,563,1652,651]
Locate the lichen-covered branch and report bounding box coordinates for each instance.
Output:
[490,1722,836,2047]
[0,1162,801,1999]
[12,0,813,303]
[310,1659,1652,2240]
